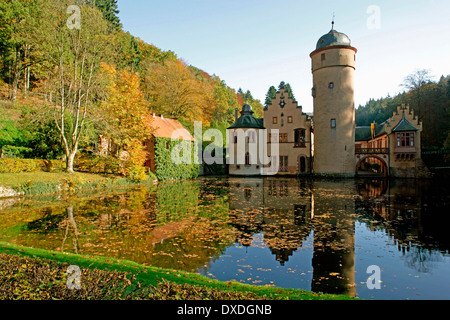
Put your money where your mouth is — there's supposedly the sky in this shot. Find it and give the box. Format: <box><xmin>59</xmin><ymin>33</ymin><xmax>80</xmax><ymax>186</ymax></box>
<box><xmin>117</xmin><ymin>0</ymin><xmax>450</xmax><ymax>113</ymax></box>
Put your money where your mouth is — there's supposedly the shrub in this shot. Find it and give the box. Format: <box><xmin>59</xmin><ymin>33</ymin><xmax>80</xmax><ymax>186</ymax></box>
<box><xmin>74</xmin><ymin>153</ymin><xmax>122</xmax><ymax>174</ymax></box>
<box><xmin>1</xmin><ymin>145</ymin><xmax>33</xmax><ymax>158</ymax></box>
<box><xmin>0</xmin><ymin>159</ymin><xmax>65</xmax><ymax>173</ymax></box>
<box><xmin>126</xmin><ymin>165</ymin><xmax>149</xmax><ymax>182</ymax></box>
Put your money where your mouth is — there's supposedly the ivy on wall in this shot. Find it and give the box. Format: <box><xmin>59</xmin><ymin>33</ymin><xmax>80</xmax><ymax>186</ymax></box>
<box><xmin>154</xmin><ymin>137</ymin><xmax>199</xmax><ymax>181</ymax></box>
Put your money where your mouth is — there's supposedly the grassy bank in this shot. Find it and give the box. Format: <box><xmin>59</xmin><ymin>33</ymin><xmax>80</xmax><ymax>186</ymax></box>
<box><xmin>0</xmin><ymin>242</ymin><xmax>355</xmax><ymax>300</ymax></box>
<box><xmin>0</xmin><ymin>171</ymin><xmax>155</xmax><ymax>198</ymax></box>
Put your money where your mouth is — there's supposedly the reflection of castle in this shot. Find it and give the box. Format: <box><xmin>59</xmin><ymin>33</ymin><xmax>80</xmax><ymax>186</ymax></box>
<box><xmin>228</xmin><ymin>177</ymin><xmax>357</xmax><ymax>297</ymax></box>
<box><xmin>355</xmin><ymin>179</ymin><xmax>450</xmax><ymax>254</ymax></box>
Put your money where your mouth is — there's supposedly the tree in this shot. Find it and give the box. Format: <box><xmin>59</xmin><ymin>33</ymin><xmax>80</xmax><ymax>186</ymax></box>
<box><xmin>402</xmin><ymin>69</ymin><xmax>434</xmax><ymax>110</ymax></box>
<box><xmin>145</xmin><ymin>59</ymin><xmax>214</xmax><ymax>126</ymax></box>
<box><xmin>0</xmin><ymin>0</ymin><xmax>42</xmax><ymax>102</ymax></box>
<box><xmin>39</xmin><ymin>0</ymin><xmax>110</xmax><ymax>173</ymax></box>
<box><xmin>100</xmin><ymin>63</ymin><xmax>153</xmax><ymax>177</ymax></box>
<box><xmin>88</xmin><ymin>0</ymin><xmax>122</xmax><ymax>30</ymax></box>
<box><xmin>265</xmin><ymin>86</ymin><xmax>277</xmax><ymax>108</ymax></box>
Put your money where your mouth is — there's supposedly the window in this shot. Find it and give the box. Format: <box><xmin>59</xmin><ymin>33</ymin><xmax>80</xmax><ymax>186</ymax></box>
<box><xmin>321</xmin><ymin>53</ymin><xmax>326</xmax><ymax>61</ymax></box>
<box><xmin>279</xmin><ymin>133</ymin><xmax>288</xmax><ymax>143</ymax></box>
<box><xmin>273</xmin><ymin>117</ymin><xmax>278</xmax><ymax>124</ymax></box>
<box><xmin>331</xmin><ymin>119</ymin><xmax>336</xmax><ymax>128</ymax></box>
<box><xmin>246</xmin><ymin>131</ymin><xmax>256</xmax><ymax>143</ymax></box>
<box><xmin>245</xmin><ymin>152</ymin><xmax>250</xmax><ymax>166</ymax></box>
<box><xmin>397</xmin><ymin>133</ymin><xmax>415</xmax><ymax>147</ymax></box>
<box><xmin>280</xmin><ymin>156</ymin><xmax>288</xmax><ymax>172</ymax></box>
<box><xmin>329</xmin><ymin>82</ymin><xmax>334</xmax><ymax>89</ymax></box>
<box><xmin>270</xmin><ymin>133</ymin><xmax>278</xmax><ymax>143</ymax></box>
<box><xmin>295</xmin><ymin>129</ymin><xmax>306</xmax><ymax>147</ymax></box>
<box><xmin>288</xmin><ymin>116</ymin><xmax>293</xmax><ymax>123</ymax></box>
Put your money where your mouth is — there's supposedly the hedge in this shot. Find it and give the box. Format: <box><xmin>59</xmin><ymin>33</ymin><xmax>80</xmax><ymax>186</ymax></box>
<box><xmin>154</xmin><ymin>137</ymin><xmax>199</xmax><ymax>181</ymax></box>
<box><xmin>0</xmin><ymin>159</ymin><xmax>65</xmax><ymax>173</ymax></box>
<box><xmin>74</xmin><ymin>153</ymin><xmax>122</xmax><ymax>174</ymax></box>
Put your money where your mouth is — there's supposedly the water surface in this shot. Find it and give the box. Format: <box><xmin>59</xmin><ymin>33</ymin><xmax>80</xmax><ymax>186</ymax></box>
<box><xmin>0</xmin><ymin>177</ymin><xmax>449</xmax><ymax>300</ymax></box>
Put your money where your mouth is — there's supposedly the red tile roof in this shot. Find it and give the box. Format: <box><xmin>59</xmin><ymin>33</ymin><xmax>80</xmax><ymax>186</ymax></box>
<box><xmin>150</xmin><ymin>115</ymin><xmax>194</xmax><ymax>141</ymax></box>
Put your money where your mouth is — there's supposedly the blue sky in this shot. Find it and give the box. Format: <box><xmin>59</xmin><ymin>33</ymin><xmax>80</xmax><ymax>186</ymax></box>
<box><xmin>117</xmin><ymin>0</ymin><xmax>450</xmax><ymax>113</ymax></box>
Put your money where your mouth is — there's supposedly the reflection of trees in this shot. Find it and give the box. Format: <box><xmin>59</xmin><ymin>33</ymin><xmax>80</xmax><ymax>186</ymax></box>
<box><xmin>356</xmin><ymin>178</ymin><xmax>450</xmax><ymax>273</ymax></box>
<box><xmin>401</xmin><ymin>246</ymin><xmax>444</xmax><ymax>273</ymax></box>
<box><xmin>61</xmin><ymin>205</ymin><xmax>79</xmax><ymax>254</ymax></box>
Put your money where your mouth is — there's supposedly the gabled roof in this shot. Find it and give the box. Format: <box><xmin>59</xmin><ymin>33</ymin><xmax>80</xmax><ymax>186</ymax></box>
<box><xmin>392</xmin><ymin>113</ymin><xmax>419</xmax><ymax>132</ymax></box>
<box><xmin>150</xmin><ymin>115</ymin><xmax>194</xmax><ymax>141</ymax></box>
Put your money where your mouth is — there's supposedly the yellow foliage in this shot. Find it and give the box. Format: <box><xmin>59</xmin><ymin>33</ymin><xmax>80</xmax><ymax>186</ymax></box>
<box><xmin>144</xmin><ymin>60</ymin><xmax>214</xmax><ymax>126</ymax></box>
<box><xmin>100</xmin><ymin>63</ymin><xmax>153</xmax><ymax>175</ymax></box>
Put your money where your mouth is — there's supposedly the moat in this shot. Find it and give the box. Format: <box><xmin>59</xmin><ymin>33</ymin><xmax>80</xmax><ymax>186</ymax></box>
<box><xmin>0</xmin><ymin>176</ymin><xmax>449</xmax><ymax>300</ymax></box>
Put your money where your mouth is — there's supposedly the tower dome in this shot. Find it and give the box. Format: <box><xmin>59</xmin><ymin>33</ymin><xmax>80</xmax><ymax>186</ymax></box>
<box><xmin>316</xmin><ymin>28</ymin><xmax>351</xmax><ymax>50</ymax></box>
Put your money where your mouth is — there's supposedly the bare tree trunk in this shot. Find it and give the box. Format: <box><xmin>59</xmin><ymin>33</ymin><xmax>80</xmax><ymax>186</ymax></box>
<box><xmin>66</xmin><ymin>150</ymin><xmax>77</xmax><ymax>174</ymax></box>
<box><xmin>11</xmin><ymin>49</ymin><xmax>20</xmax><ymax>103</ymax></box>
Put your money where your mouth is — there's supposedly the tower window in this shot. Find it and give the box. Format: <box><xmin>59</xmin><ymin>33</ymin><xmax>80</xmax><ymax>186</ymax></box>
<box><xmin>329</xmin><ymin>82</ymin><xmax>334</xmax><ymax>89</ymax></box>
<box><xmin>321</xmin><ymin>53</ymin><xmax>326</xmax><ymax>61</ymax></box>
<box><xmin>331</xmin><ymin>119</ymin><xmax>336</xmax><ymax>128</ymax></box>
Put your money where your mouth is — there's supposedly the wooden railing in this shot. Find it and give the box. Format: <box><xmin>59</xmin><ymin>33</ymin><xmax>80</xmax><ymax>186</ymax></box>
<box><xmin>356</xmin><ymin>148</ymin><xmax>389</xmax><ymax>155</ymax></box>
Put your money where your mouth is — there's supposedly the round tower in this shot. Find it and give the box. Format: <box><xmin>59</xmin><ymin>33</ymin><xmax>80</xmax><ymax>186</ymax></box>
<box><xmin>310</xmin><ymin>23</ymin><xmax>357</xmax><ymax>177</ymax></box>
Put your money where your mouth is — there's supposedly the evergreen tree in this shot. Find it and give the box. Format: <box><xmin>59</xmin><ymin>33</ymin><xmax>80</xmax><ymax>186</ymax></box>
<box><xmin>89</xmin><ymin>0</ymin><xmax>122</xmax><ymax>30</ymax></box>
<box><xmin>264</xmin><ymin>86</ymin><xmax>277</xmax><ymax>108</ymax></box>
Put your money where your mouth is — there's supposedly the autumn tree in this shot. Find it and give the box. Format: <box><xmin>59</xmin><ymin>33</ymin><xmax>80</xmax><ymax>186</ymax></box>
<box><xmin>211</xmin><ymin>76</ymin><xmax>239</xmax><ymax>125</ymax></box>
<box><xmin>38</xmin><ymin>0</ymin><xmax>110</xmax><ymax>173</ymax></box>
<box><xmin>145</xmin><ymin>60</ymin><xmax>214</xmax><ymax>126</ymax></box>
<box><xmin>100</xmin><ymin>63</ymin><xmax>153</xmax><ymax>180</ymax></box>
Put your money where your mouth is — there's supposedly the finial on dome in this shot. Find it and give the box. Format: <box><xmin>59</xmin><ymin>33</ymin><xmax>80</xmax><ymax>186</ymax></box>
<box><xmin>331</xmin><ymin>12</ymin><xmax>335</xmax><ymax>30</ymax></box>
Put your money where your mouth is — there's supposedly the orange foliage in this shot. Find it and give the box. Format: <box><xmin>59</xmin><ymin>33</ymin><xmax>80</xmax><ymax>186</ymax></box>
<box><xmin>100</xmin><ymin>63</ymin><xmax>153</xmax><ymax>169</ymax></box>
<box><xmin>144</xmin><ymin>60</ymin><xmax>214</xmax><ymax>126</ymax></box>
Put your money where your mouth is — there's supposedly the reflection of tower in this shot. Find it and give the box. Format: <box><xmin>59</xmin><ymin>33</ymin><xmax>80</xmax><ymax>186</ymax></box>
<box><xmin>228</xmin><ymin>178</ymin><xmax>264</xmax><ymax>246</ymax></box>
<box><xmin>311</xmin><ymin>180</ymin><xmax>356</xmax><ymax>297</ymax></box>
<box><xmin>310</xmin><ymin>22</ymin><xmax>357</xmax><ymax>177</ymax></box>
<box><xmin>263</xmin><ymin>178</ymin><xmax>313</xmax><ymax>265</ymax></box>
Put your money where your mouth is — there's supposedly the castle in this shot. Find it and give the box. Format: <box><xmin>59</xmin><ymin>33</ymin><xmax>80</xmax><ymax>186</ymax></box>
<box><xmin>227</xmin><ymin>24</ymin><xmax>430</xmax><ymax>179</ymax></box>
